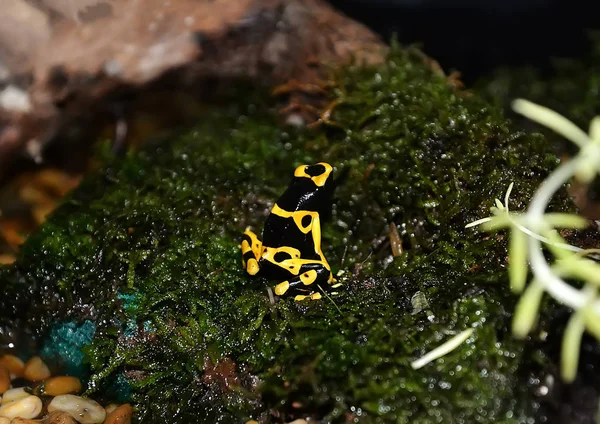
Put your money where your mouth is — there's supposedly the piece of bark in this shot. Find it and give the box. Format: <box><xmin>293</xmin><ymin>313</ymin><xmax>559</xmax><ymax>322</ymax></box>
<box><xmin>0</xmin><ymin>0</ymin><xmax>388</xmax><ymax>181</ymax></box>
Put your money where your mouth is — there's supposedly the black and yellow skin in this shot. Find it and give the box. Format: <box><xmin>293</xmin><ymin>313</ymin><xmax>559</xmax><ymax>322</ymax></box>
<box><xmin>241</xmin><ymin>162</ymin><xmax>339</xmax><ymax>301</ymax></box>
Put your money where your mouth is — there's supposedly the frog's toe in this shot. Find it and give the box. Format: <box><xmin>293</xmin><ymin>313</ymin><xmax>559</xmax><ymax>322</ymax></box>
<box><xmin>274</xmin><ymin>280</ymin><xmax>289</xmax><ymax>296</ymax></box>
<box><xmin>293</xmin><ymin>294</ymin><xmax>308</xmax><ymax>301</ymax></box>
<box><xmin>246</xmin><ymin>258</ymin><xmax>260</xmax><ymax>275</ymax></box>
<box><xmin>293</xmin><ymin>292</ymin><xmax>322</xmax><ymax>301</ymax></box>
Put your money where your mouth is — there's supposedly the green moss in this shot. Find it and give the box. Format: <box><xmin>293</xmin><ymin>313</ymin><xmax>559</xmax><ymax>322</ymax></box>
<box><xmin>0</xmin><ymin>44</ymin><xmax>571</xmax><ymax>422</ymax></box>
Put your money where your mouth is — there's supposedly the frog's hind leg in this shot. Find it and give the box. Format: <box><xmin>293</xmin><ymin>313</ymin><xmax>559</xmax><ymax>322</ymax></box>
<box><xmin>274</xmin><ymin>263</ymin><xmax>333</xmax><ymax>301</ymax></box>
<box><xmin>242</xmin><ymin>228</ymin><xmax>262</xmax><ymax>275</ymax></box>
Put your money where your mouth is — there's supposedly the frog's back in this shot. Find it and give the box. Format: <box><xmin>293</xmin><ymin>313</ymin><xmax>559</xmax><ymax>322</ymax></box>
<box><xmin>262</xmin><ymin>213</ymin><xmax>318</xmax><ymax>259</ymax></box>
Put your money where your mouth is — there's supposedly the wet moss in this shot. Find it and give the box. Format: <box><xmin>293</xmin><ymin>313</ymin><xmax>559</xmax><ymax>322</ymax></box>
<box><xmin>0</xmin><ymin>44</ymin><xmax>573</xmax><ymax>422</ymax></box>
<box><xmin>474</xmin><ymin>35</ymin><xmax>600</xmax><ymax>423</ymax></box>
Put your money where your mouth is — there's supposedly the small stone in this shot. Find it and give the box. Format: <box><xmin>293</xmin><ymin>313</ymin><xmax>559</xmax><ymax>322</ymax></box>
<box><xmin>39</xmin><ymin>377</ymin><xmax>82</xmax><ymax>397</ymax></box>
<box><xmin>42</xmin><ymin>411</ymin><xmax>78</xmax><ymax>424</ymax></box>
<box><xmin>103</xmin><ymin>404</ymin><xmax>133</xmax><ymax>424</ymax></box>
<box><xmin>48</xmin><ymin>395</ymin><xmax>106</xmax><ymax>424</ymax></box>
<box><xmin>104</xmin><ymin>404</ymin><xmax>119</xmax><ymax>415</ymax></box>
<box><xmin>0</xmin><ymin>356</ymin><xmax>24</xmax><ymax>379</ymax></box>
<box><xmin>0</xmin><ymin>388</ymin><xmax>28</xmax><ymax>406</ymax></box>
<box><xmin>23</xmin><ymin>358</ymin><xmax>50</xmax><ymax>382</ymax></box>
<box><xmin>6</xmin><ymin>418</ymin><xmax>38</xmax><ymax>424</ymax></box>
<box><xmin>8</xmin><ymin>411</ymin><xmax>78</xmax><ymax>424</ymax></box>
<box><xmin>0</xmin><ymin>395</ymin><xmax>42</xmax><ymax>419</ymax></box>
<box><xmin>0</xmin><ymin>367</ymin><xmax>10</xmax><ymax>394</ymax></box>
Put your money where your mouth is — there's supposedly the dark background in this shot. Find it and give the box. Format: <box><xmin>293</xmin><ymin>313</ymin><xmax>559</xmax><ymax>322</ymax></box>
<box><xmin>328</xmin><ymin>0</ymin><xmax>600</xmax><ymax>84</ymax></box>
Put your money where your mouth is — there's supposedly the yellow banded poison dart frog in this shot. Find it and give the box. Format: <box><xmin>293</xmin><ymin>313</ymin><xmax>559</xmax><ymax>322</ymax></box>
<box><xmin>241</xmin><ymin>162</ymin><xmax>341</xmax><ymax>301</ymax></box>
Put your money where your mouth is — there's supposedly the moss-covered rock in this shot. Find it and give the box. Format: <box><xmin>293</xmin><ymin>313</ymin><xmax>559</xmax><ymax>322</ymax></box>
<box><xmin>0</xmin><ymin>45</ymin><xmax>573</xmax><ymax>422</ymax></box>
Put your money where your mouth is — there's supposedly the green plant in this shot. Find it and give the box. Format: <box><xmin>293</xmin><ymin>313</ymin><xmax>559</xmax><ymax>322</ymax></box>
<box><xmin>467</xmin><ymin>99</ymin><xmax>600</xmax><ymax>382</ymax></box>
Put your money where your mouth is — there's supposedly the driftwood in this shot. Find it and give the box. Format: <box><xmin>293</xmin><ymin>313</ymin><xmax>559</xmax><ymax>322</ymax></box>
<box><xmin>0</xmin><ymin>0</ymin><xmax>387</xmax><ymax>180</ymax></box>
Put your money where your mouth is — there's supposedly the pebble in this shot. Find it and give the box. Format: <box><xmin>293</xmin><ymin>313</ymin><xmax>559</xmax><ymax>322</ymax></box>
<box><xmin>0</xmin><ymin>367</ymin><xmax>9</xmax><ymax>395</ymax></box>
<box><xmin>23</xmin><ymin>358</ymin><xmax>51</xmax><ymax>382</ymax></box>
<box><xmin>9</xmin><ymin>411</ymin><xmax>77</xmax><ymax>424</ymax></box>
<box><xmin>0</xmin><ymin>356</ymin><xmax>24</xmax><ymax>380</ymax></box>
<box><xmin>43</xmin><ymin>411</ymin><xmax>78</xmax><ymax>424</ymax></box>
<box><xmin>104</xmin><ymin>404</ymin><xmax>119</xmax><ymax>415</ymax></box>
<box><xmin>0</xmin><ymin>354</ymin><xmax>131</xmax><ymax>423</ymax></box>
<box><xmin>39</xmin><ymin>377</ymin><xmax>82</xmax><ymax>397</ymax></box>
<box><xmin>48</xmin><ymin>395</ymin><xmax>106</xmax><ymax>424</ymax></box>
<box><xmin>104</xmin><ymin>403</ymin><xmax>133</xmax><ymax>424</ymax></box>
<box><xmin>7</xmin><ymin>419</ymin><xmax>38</xmax><ymax>424</ymax></box>
<box><xmin>1</xmin><ymin>388</ymin><xmax>29</xmax><ymax>406</ymax></box>
<box><xmin>0</xmin><ymin>395</ymin><xmax>42</xmax><ymax>419</ymax></box>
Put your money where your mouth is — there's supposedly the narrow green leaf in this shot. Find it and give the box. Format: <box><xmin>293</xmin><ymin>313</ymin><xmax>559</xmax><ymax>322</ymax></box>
<box><xmin>583</xmin><ymin>306</ymin><xmax>600</xmax><ymax>341</ymax></box>
<box><xmin>509</xmin><ymin>227</ymin><xmax>528</xmax><ymax>293</ymax></box>
<box><xmin>512</xmin><ymin>279</ymin><xmax>544</xmax><ymax>338</ymax></box>
<box><xmin>589</xmin><ymin>116</ymin><xmax>600</xmax><ymax>142</ymax></box>
<box><xmin>555</xmin><ymin>257</ymin><xmax>600</xmax><ymax>287</ymax></box>
<box><xmin>561</xmin><ymin>310</ymin><xmax>585</xmax><ymax>383</ymax></box>
<box><xmin>465</xmin><ymin>216</ymin><xmax>493</xmax><ymax>228</ymax></box>
<box><xmin>504</xmin><ymin>182</ymin><xmax>514</xmax><ymax>211</ymax></box>
<box><xmin>575</xmin><ymin>155</ymin><xmax>599</xmax><ymax>184</ymax></box>
<box><xmin>410</xmin><ymin>328</ymin><xmax>475</xmax><ymax>370</ymax></box>
<box><xmin>544</xmin><ymin>213</ymin><xmax>589</xmax><ymax>229</ymax></box>
<box><xmin>512</xmin><ymin>99</ymin><xmax>590</xmax><ymax>148</ymax></box>
<box><xmin>480</xmin><ymin>215</ymin><xmax>512</xmax><ymax>231</ymax></box>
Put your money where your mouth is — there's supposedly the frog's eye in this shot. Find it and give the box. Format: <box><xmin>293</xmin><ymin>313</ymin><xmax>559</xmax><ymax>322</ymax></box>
<box><xmin>305</xmin><ymin>164</ymin><xmax>326</xmax><ymax>177</ymax></box>
<box><xmin>294</xmin><ymin>162</ymin><xmax>333</xmax><ymax>186</ymax></box>
<box><xmin>274</xmin><ymin>251</ymin><xmax>292</xmax><ymax>262</ymax></box>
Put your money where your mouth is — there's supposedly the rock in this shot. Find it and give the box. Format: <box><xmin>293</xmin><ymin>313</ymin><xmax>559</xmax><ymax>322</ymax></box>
<box><xmin>0</xmin><ymin>0</ymin><xmax>386</xmax><ymax>181</ymax></box>
<box><xmin>6</xmin><ymin>418</ymin><xmax>39</xmax><ymax>424</ymax></box>
<box><xmin>47</xmin><ymin>395</ymin><xmax>105</xmax><ymax>424</ymax></box>
<box><xmin>42</xmin><ymin>411</ymin><xmax>77</xmax><ymax>424</ymax></box>
<box><xmin>0</xmin><ymin>395</ymin><xmax>42</xmax><ymax>419</ymax></box>
<box><xmin>0</xmin><ymin>34</ymin><xmax>593</xmax><ymax>423</ymax></box>
<box><xmin>0</xmin><ymin>367</ymin><xmax>9</xmax><ymax>395</ymax></box>
<box><xmin>103</xmin><ymin>404</ymin><xmax>133</xmax><ymax>424</ymax></box>
<box><xmin>22</xmin><ymin>358</ymin><xmax>50</xmax><ymax>382</ymax></box>
<box><xmin>37</xmin><ymin>377</ymin><xmax>81</xmax><ymax>397</ymax></box>
<box><xmin>0</xmin><ymin>388</ymin><xmax>28</xmax><ymax>406</ymax></box>
<box><xmin>0</xmin><ymin>356</ymin><xmax>24</xmax><ymax>380</ymax></box>
<box><xmin>103</xmin><ymin>404</ymin><xmax>118</xmax><ymax>415</ymax></box>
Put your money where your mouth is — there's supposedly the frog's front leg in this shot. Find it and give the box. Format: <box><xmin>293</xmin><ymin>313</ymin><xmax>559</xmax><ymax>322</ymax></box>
<box><xmin>241</xmin><ymin>228</ymin><xmax>262</xmax><ymax>275</ymax></box>
<box><xmin>274</xmin><ymin>262</ymin><xmax>334</xmax><ymax>301</ymax></box>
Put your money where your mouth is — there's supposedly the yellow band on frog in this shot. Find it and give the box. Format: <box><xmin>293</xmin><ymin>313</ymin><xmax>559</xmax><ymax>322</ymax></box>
<box><xmin>270</xmin><ymin>204</ymin><xmax>317</xmax><ymax>235</ymax></box>
<box><xmin>293</xmin><ymin>162</ymin><xmax>332</xmax><ymax>187</ymax></box>
<box><xmin>300</xmin><ymin>270</ymin><xmax>318</xmax><ymax>285</ymax></box>
<box><xmin>275</xmin><ymin>280</ymin><xmax>289</xmax><ymax>296</ymax></box>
